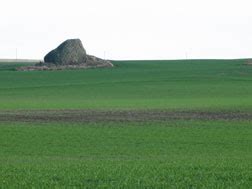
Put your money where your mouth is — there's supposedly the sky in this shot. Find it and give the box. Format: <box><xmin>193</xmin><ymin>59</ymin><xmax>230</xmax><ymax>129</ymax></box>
<box><xmin>0</xmin><ymin>0</ymin><xmax>252</xmax><ymax>60</ymax></box>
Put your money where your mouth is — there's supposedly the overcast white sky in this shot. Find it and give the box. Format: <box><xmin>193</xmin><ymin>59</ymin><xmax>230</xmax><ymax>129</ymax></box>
<box><xmin>0</xmin><ymin>0</ymin><xmax>252</xmax><ymax>60</ymax></box>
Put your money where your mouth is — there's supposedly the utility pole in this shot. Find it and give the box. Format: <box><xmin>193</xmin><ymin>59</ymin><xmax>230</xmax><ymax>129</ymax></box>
<box><xmin>15</xmin><ymin>48</ymin><xmax>18</xmax><ymax>61</ymax></box>
<box><xmin>104</xmin><ymin>51</ymin><xmax>106</xmax><ymax>60</ymax></box>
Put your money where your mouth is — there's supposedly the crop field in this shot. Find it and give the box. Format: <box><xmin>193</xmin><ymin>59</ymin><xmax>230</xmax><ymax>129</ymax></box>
<box><xmin>0</xmin><ymin>60</ymin><xmax>252</xmax><ymax>188</ymax></box>
<box><xmin>0</xmin><ymin>59</ymin><xmax>252</xmax><ymax>110</ymax></box>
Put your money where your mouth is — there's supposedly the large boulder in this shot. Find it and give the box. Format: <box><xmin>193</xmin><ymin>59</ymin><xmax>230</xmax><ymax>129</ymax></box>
<box><xmin>44</xmin><ymin>39</ymin><xmax>87</xmax><ymax>65</ymax></box>
<box><xmin>16</xmin><ymin>39</ymin><xmax>114</xmax><ymax>71</ymax></box>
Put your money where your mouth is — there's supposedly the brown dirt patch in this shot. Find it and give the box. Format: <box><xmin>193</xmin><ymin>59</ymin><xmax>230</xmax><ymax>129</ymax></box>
<box><xmin>0</xmin><ymin>110</ymin><xmax>252</xmax><ymax>123</ymax></box>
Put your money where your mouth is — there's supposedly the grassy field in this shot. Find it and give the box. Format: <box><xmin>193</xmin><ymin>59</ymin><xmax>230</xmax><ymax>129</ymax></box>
<box><xmin>0</xmin><ymin>121</ymin><xmax>251</xmax><ymax>188</ymax></box>
<box><xmin>1</xmin><ymin>59</ymin><xmax>252</xmax><ymax>110</ymax></box>
<box><xmin>0</xmin><ymin>60</ymin><xmax>252</xmax><ymax>188</ymax></box>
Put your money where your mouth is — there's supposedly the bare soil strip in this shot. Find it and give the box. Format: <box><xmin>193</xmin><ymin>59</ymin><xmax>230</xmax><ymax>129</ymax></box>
<box><xmin>1</xmin><ymin>110</ymin><xmax>252</xmax><ymax>123</ymax></box>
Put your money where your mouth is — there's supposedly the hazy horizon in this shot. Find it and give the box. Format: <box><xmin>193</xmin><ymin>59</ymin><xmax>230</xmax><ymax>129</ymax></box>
<box><xmin>1</xmin><ymin>0</ymin><xmax>251</xmax><ymax>60</ymax></box>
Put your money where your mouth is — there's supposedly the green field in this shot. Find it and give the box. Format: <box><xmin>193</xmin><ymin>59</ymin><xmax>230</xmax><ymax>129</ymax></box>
<box><xmin>0</xmin><ymin>60</ymin><xmax>252</xmax><ymax>188</ymax></box>
<box><xmin>1</xmin><ymin>59</ymin><xmax>252</xmax><ymax>110</ymax></box>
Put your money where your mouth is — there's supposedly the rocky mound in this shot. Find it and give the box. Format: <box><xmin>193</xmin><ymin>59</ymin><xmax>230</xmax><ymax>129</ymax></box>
<box><xmin>44</xmin><ymin>39</ymin><xmax>87</xmax><ymax>65</ymax></box>
<box><xmin>17</xmin><ymin>39</ymin><xmax>113</xmax><ymax>71</ymax></box>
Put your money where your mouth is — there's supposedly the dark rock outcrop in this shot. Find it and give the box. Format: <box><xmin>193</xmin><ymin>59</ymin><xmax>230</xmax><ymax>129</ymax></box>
<box><xmin>17</xmin><ymin>39</ymin><xmax>114</xmax><ymax>71</ymax></box>
<box><xmin>44</xmin><ymin>39</ymin><xmax>87</xmax><ymax>65</ymax></box>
